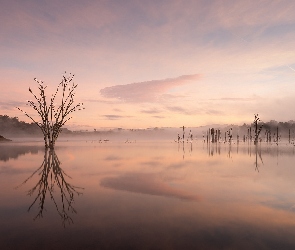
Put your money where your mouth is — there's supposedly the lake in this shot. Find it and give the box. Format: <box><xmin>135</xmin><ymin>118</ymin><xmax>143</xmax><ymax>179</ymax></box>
<box><xmin>1</xmin><ymin>140</ymin><xmax>295</xmax><ymax>249</ymax></box>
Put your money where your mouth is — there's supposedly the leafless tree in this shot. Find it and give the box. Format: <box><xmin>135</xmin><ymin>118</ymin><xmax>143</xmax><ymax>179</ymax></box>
<box><xmin>17</xmin><ymin>73</ymin><xmax>84</xmax><ymax>149</ymax></box>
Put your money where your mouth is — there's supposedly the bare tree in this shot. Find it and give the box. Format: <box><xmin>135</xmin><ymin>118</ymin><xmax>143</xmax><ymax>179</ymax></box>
<box><xmin>17</xmin><ymin>73</ymin><xmax>84</xmax><ymax>149</ymax></box>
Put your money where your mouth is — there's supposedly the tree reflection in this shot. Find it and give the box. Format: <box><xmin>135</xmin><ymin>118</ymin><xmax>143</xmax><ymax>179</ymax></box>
<box><xmin>254</xmin><ymin>145</ymin><xmax>264</xmax><ymax>172</ymax></box>
<box><xmin>16</xmin><ymin>149</ymin><xmax>83</xmax><ymax>226</ymax></box>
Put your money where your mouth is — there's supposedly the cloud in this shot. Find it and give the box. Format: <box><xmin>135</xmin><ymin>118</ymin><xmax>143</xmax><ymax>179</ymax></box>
<box><xmin>205</xmin><ymin>109</ymin><xmax>224</xmax><ymax>115</ymax></box>
<box><xmin>100</xmin><ymin>173</ymin><xmax>201</xmax><ymax>201</ymax></box>
<box><xmin>215</xmin><ymin>0</ymin><xmax>295</xmax><ymax>30</ymax></box>
<box><xmin>85</xmin><ymin>99</ymin><xmax>120</xmax><ymax>105</ymax></box>
<box><xmin>112</xmin><ymin>108</ymin><xmax>123</xmax><ymax>112</ymax></box>
<box><xmin>152</xmin><ymin>115</ymin><xmax>165</xmax><ymax>119</ymax></box>
<box><xmin>140</xmin><ymin>109</ymin><xmax>166</xmax><ymax>118</ymax></box>
<box><xmin>2</xmin><ymin>0</ymin><xmax>295</xmax><ymax>128</ymax></box>
<box><xmin>0</xmin><ymin>101</ymin><xmax>26</xmax><ymax>110</ymax></box>
<box><xmin>0</xmin><ymin>0</ymin><xmax>118</xmax><ymax>47</ymax></box>
<box><xmin>100</xmin><ymin>74</ymin><xmax>202</xmax><ymax>103</ymax></box>
<box><xmin>102</xmin><ymin>115</ymin><xmax>132</xmax><ymax>120</ymax></box>
<box><xmin>209</xmin><ymin>97</ymin><xmax>257</xmax><ymax>101</ymax></box>
<box><xmin>140</xmin><ymin>108</ymin><xmax>162</xmax><ymax>114</ymax></box>
<box><xmin>166</xmin><ymin>106</ymin><xmax>191</xmax><ymax>115</ymax></box>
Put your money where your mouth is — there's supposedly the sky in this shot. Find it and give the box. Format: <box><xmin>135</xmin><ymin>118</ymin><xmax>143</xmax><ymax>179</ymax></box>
<box><xmin>1</xmin><ymin>0</ymin><xmax>295</xmax><ymax>130</ymax></box>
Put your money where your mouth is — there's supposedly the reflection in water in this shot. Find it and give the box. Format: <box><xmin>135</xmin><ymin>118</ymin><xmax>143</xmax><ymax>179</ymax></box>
<box><xmin>254</xmin><ymin>145</ymin><xmax>264</xmax><ymax>172</ymax></box>
<box><xmin>177</xmin><ymin>141</ymin><xmax>194</xmax><ymax>160</ymax></box>
<box><xmin>16</xmin><ymin>149</ymin><xmax>83</xmax><ymax>226</ymax></box>
<box><xmin>0</xmin><ymin>145</ymin><xmax>42</xmax><ymax>162</ymax></box>
<box><xmin>202</xmin><ymin>141</ymin><xmax>295</xmax><ymax>158</ymax></box>
<box><xmin>101</xmin><ymin>172</ymin><xmax>201</xmax><ymax>201</ymax></box>
<box><xmin>2</xmin><ymin>141</ymin><xmax>295</xmax><ymax>249</ymax></box>
<box><xmin>178</xmin><ymin>141</ymin><xmax>294</xmax><ymax>173</ymax></box>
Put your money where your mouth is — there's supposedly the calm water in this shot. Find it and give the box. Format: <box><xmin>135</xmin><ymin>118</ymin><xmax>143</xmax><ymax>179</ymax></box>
<box><xmin>1</xmin><ymin>140</ymin><xmax>295</xmax><ymax>249</ymax></box>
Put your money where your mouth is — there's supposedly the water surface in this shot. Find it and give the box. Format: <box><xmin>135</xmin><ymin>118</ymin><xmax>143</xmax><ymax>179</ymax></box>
<box><xmin>1</xmin><ymin>141</ymin><xmax>295</xmax><ymax>249</ymax></box>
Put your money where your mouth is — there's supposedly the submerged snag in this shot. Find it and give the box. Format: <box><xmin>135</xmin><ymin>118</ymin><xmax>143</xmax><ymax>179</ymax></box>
<box><xmin>17</xmin><ymin>73</ymin><xmax>84</xmax><ymax>149</ymax></box>
<box><xmin>253</xmin><ymin>114</ymin><xmax>263</xmax><ymax>145</ymax></box>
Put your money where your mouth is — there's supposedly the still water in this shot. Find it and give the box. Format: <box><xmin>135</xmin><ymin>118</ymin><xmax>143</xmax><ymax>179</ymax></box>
<box><xmin>1</xmin><ymin>140</ymin><xmax>295</xmax><ymax>249</ymax></box>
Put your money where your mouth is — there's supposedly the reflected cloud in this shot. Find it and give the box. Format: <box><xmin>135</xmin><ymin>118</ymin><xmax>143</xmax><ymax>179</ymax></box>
<box><xmin>104</xmin><ymin>155</ymin><xmax>124</xmax><ymax>161</ymax></box>
<box><xmin>100</xmin><ymin>173</ymin><xmax>201</xmax><ymax>201</ymax></box>
<box><xmin>140</xmin><ymin>160</ymin><xmax>162</xmax><ymax>167</ymax></box>
<box><xmin>0</xmin><ymin>165</ymin><xmax>34</xmax><ymax>175</ymax></box>
<box><xmin>260</xmin><ymin>199</ymin><xmax>295</xmax><ymax>212</ymax></box>
<box><xmin>16</xmin><ymin>149</ymin><xmax>83</xmax><ymax>227</ymax></box>
<box><xmin>168</xmin><ymin>162</ymin><xmax>188</xmax><ymax>169</ymax></box>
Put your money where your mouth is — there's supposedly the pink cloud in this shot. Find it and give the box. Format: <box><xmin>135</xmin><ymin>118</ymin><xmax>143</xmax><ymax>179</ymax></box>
<box><xmin>0</xmin><ymin>101</ymin><xmax>25</xmax><ymax>110</ymax></box>
<box><xmin>100</xmin><ymin>74</ymin><xmax>202</xmax><ymax>103</ymax></box>
<box><xmin>0</xmin><ymin>1</ymin><xmax>117</xmax><ymax>34</ymax></box>
<box><xmin>209</xmin><ymin>97</ymin><xmax>256</xmax><ymax>101</ymax></box>
<box><xmin>215</xmin><ymin>0</ymin><xmax>295</xmax><ymax>29</ymax></box>
<box><xmin>102</xmin><ymin>115</ymin><xmax>132</xmax><ymax>120</ymax></box>
<box><xmin>140</xmin><ymin>108</ymin><xmax>162</xmax><ymax>114</ymax></box>
<box><xmin>166</xmin><ymin>106</ymin><xmax>191</xmax><ymax>115</ymax></box>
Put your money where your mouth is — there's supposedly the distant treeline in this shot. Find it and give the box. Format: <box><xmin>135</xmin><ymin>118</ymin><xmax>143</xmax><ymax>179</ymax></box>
<box><xmin>0</xmin><ymin>115</ymin><xmax>72</xmax><ymax>137</ymax></box>
<box><xmin>1</xmin><ymin>114</ymin><xmax>295</xmax><ymax>140</ymax></box>
<box><xmin>0</xmin><ymin>115</ymin><xmax>40</xmax><ymax>136</ymax></box>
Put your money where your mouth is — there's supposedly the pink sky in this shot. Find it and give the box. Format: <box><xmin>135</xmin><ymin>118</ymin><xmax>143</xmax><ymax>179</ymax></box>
<box><xmin>1</xmin><ymin>0</ymin><xmax>295</xmax><ymax>130</ymax></box>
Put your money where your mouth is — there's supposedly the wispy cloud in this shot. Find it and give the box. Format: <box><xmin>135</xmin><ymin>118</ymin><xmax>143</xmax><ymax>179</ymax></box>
<box><xmin>166</xmin><ymin>106</ymin><xmax>191</xmax><ymax>115</ymax></box>
<box><xmin>0</xmin><ymin>101</ymin><xmax>26</xmax><ymax>110</ymax></box>
<box><xmin>209</xmin><ymin>97</ymin><xmax>257</xmax><ymax>101</ymax></box>
<box><xmin>140</xmin><ymin>108</ymin><xmax>162</xmax><ymax>114</ymax></box>
<box><xmin>100</xmin><ymin>173</ymin><xmax>201</xmax><ymax>201</ymax></box>
<box><xmin>85</xmin><ymin>99</ymin><xmax>121</xmax><ymax>105</ymax></box>
<box><xmin>102</xmin><ymin>115</ymin><xmax>132</xmax><ymax>120</ymax></box>
<box><xmin>215</xmin><ymin>0</ymin><xmax>295</xmax><ymax>30</ymax></box>
<box><xmin>152</xmin><ymin>115</ymin><xmax>165</xmax><ymax>119</ymax></box>
<box><xmin>100</xmin><ymin>74</ymin><xmax>202</xmax><ymax>103</ymax></box>
<box><xmin>2</xmin><ymin>1</ymin><xmax>295</xmax><ymax>128</ymax></box>
<box><xmin>205</xmin><ymin>109</ymin><xmax>224</xmax><ymax>115</ymax></box>
<box><xmin>112</xmin><ymin>108</ymin><xmax>123</xmax><ymax>112</ymax></box>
